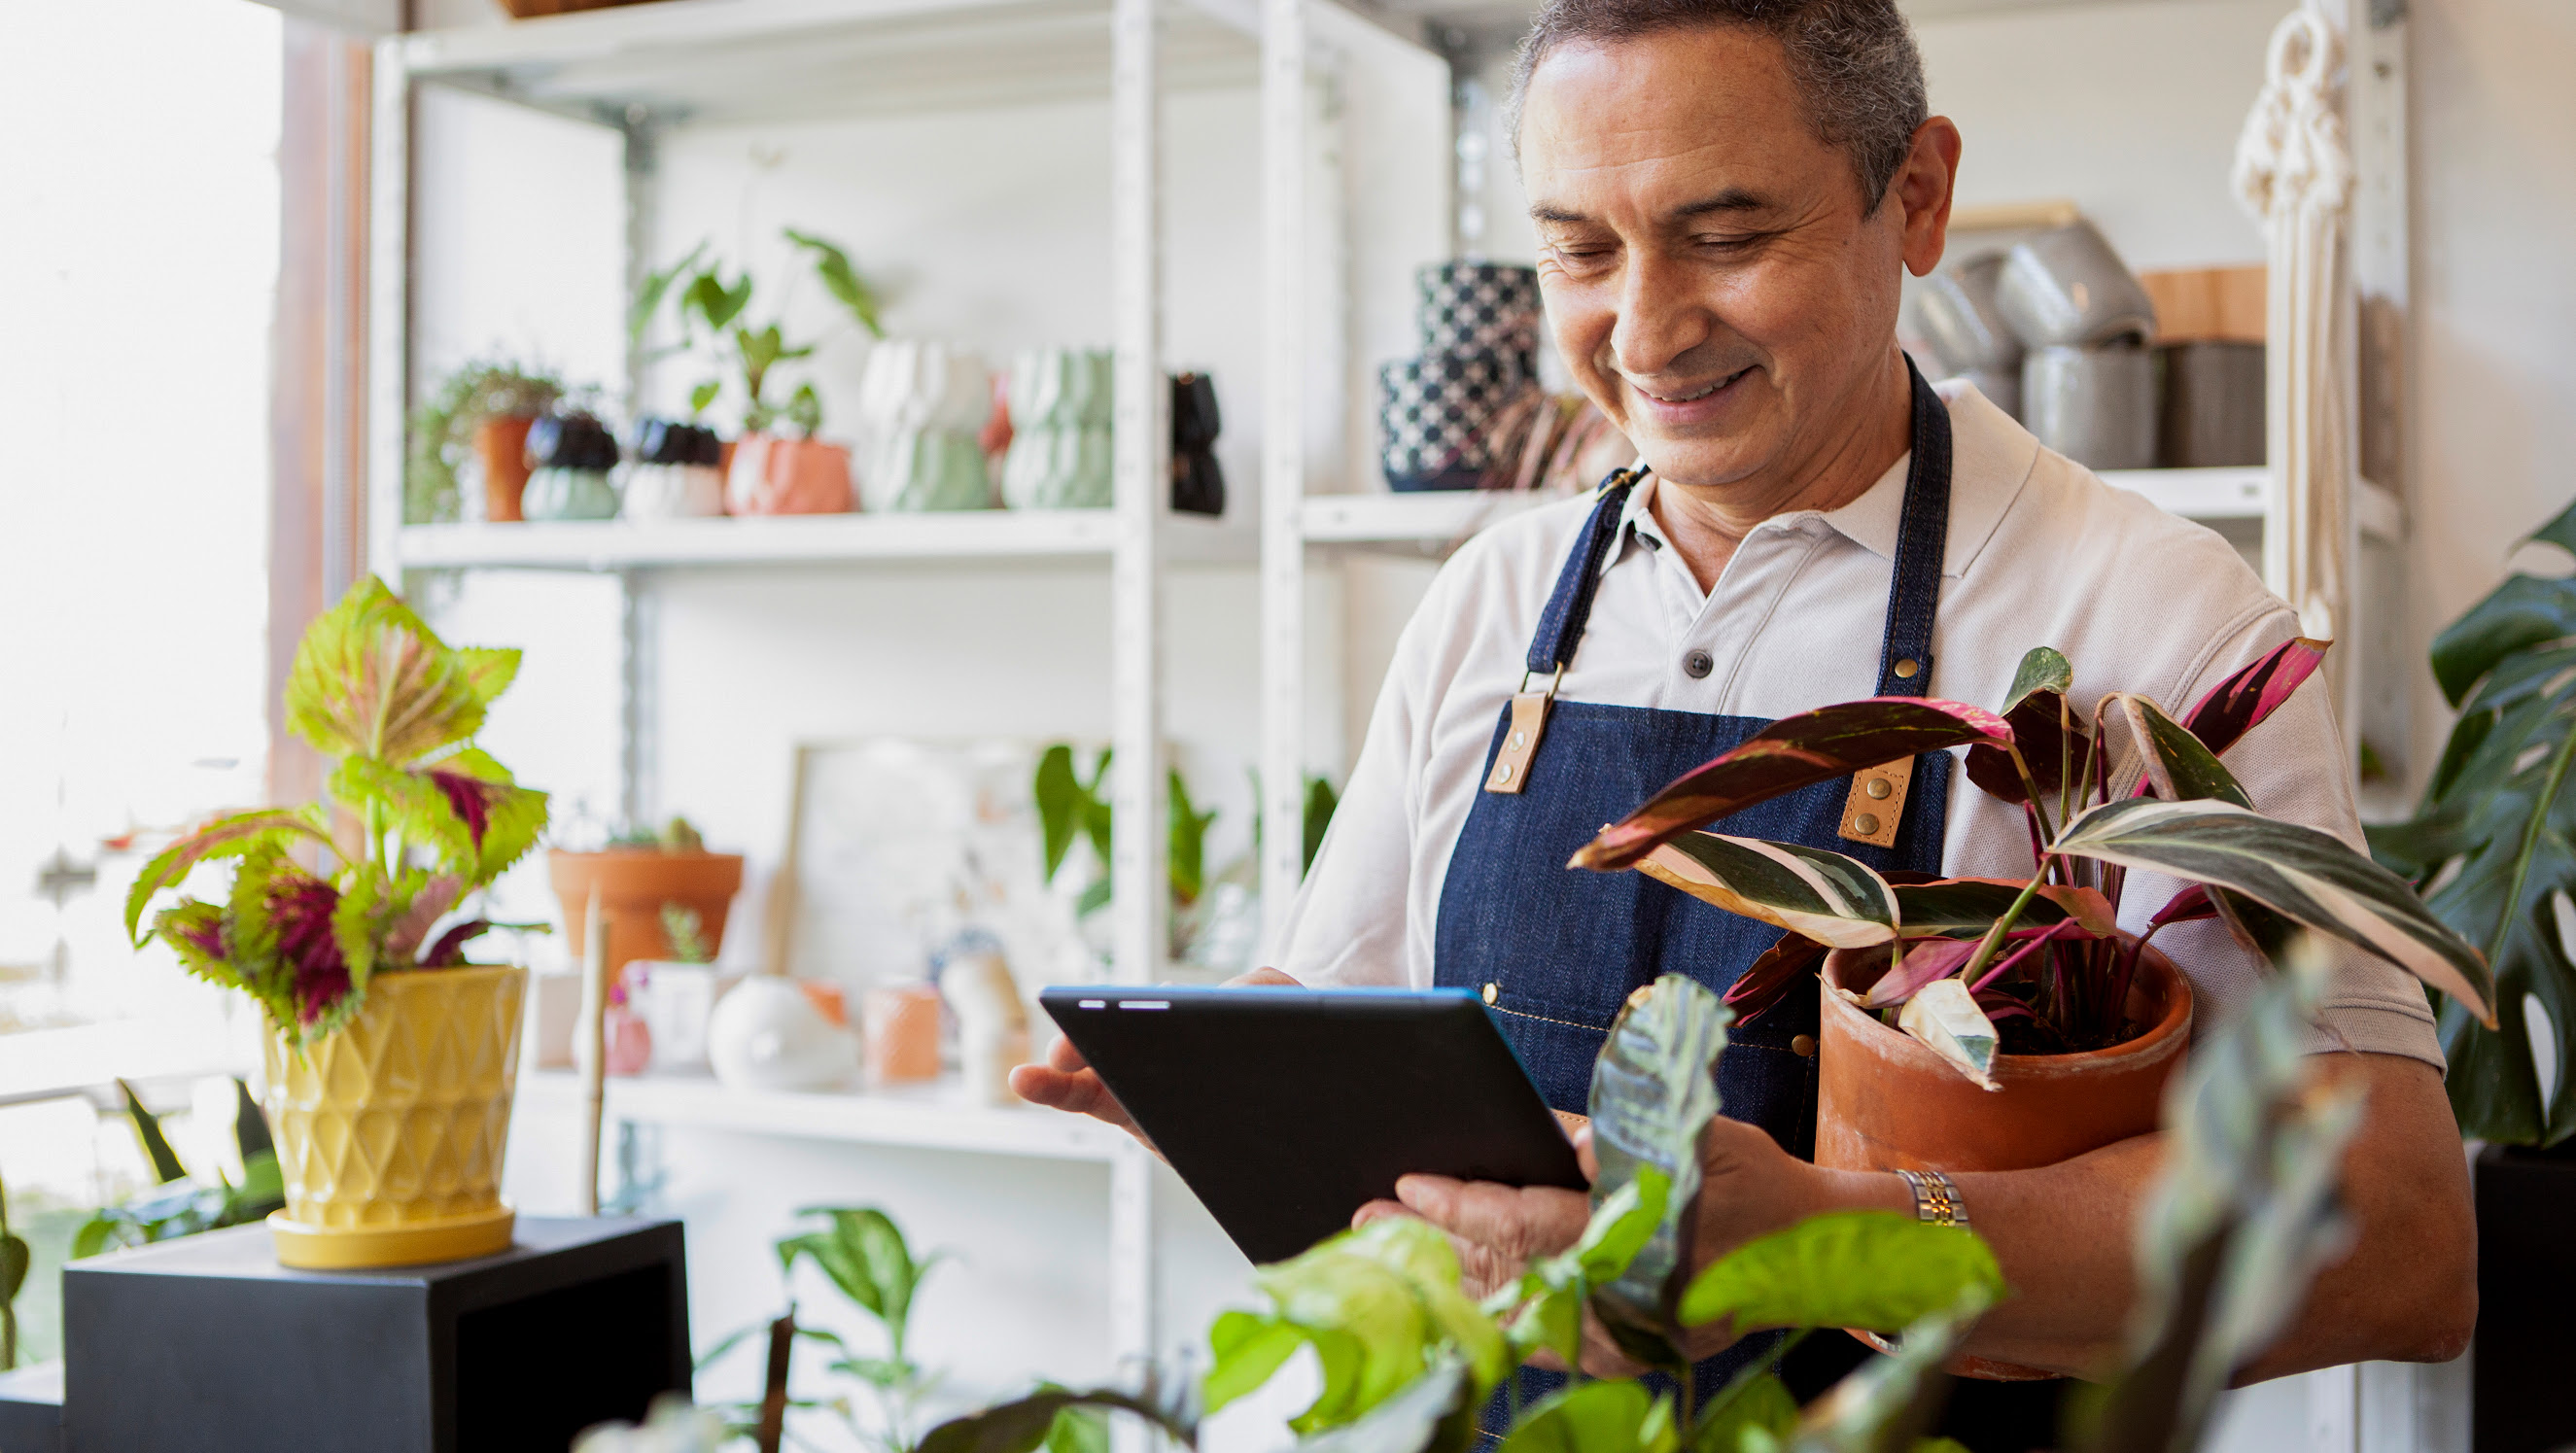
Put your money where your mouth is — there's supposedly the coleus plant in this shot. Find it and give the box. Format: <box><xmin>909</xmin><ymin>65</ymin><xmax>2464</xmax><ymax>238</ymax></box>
<box><xmin>1566</xmin><ymin>639</ymin><xmax>2498</xmax><ymax>1088</ymax></box>
<box><xmin>122</xmin><ymin>577</ymin><xmax>549</xmax><ymax>1044</ymax></box>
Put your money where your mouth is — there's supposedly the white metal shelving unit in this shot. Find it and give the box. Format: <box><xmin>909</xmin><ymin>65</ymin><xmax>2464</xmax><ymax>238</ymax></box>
<box><xmin>360</xmin><ymin>0</ymin><xmax>1295</xmax><ymax>1386</ymax></box>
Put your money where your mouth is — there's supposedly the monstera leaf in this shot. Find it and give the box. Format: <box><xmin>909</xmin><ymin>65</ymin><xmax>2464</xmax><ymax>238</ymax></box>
<box><xmin>1572</xmin><ymin>700</ymin><xmax>2012</xmax><ymax>873</ymax></box>
<box><xmin>2366</xmin><ymin>504</ymin><xmax>2576</xmax><ymax>1145</ymax></box>
<box><xmin>2054</xmin><ymin>797</ymin><xmax>2495</xmax><ymax>1025</ymax></box>
<box><xmin>1586</xmin><ymin>974</ymin><xmax>1732</xmax><ymax>1367</ymax></box>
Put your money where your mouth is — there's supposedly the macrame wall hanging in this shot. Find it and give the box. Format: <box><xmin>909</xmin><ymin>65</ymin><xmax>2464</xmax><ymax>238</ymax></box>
<box><xmin>2233</xmin><ymin>0</ymin><xmax>2356</xmax><ymax>651</ymax></box>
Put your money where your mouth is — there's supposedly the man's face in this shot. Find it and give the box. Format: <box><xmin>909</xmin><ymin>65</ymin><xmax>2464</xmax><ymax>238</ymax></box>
<box><xmin>1519</xmin><ymin>27</ymin><xmax>1916</xmax><ymax>492</ymax></box>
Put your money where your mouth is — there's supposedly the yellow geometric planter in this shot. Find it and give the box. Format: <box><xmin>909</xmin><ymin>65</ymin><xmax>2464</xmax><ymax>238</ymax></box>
<box><xmin>261</xmin><ymin>964</ymin><xmax>528</xmax><ymax>1270</ymax></box>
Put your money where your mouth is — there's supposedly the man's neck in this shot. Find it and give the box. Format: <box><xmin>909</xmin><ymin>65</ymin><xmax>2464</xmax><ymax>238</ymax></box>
<box><xmin>1649</xmin><ymin>351</ymin><xmax>1916</xmax><ymax>594</ymax></box>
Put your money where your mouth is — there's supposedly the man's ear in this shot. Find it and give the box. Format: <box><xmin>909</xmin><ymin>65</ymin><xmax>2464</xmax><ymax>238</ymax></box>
<box><xmin>1893</xmin><ymin>117</ymin><xmax>1964</xmax><ymax>279</ymax></box>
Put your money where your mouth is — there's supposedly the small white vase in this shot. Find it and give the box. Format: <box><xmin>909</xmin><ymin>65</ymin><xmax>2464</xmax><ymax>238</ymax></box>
<box><xmin>708</xmin><ymin>976</ymin><xmax>856</xmax><ymax>1091</ymax></box>
<box><xmin>622</xmin><ymin>463</ymin><xmax>726</xmax><ymax>520</ymax></box>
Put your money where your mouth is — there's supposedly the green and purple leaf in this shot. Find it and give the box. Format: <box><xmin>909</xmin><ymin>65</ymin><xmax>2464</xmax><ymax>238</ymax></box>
<box><xmin>124</xmin><ymin>809</ymin><xmax>331</xmax><ymax>947</ymax></box>
<box><xmin>421</xmin><ymin>919</ymin><xmax>492</xmax><ymax>968</ymax></box>
<box><xmin>2054</xmin><ymin>797</ymin><xmax>2497</xmax><ymax>1025</ymax></box>
<box><xmin>285</xmin><ymin>576</ymin><xmax>490</xmax><ymax>766</ymax></box>
<box><xmin>2181</xmin><ymin>638</ymin><xmax>2329</xmax><ymax>756</ymax></box>
<box><xmin>1892</xmin><ymin>878</ymin><xmax>2117</xmax><ymax>938</ymax></box>
<box><xmin>1723</xmin><ymin>932</ymin><xmax>1829</xmax><ymax>1021</ymax></box>
<box><xmin>1966</xmin><ymin>648</ymin><xmax>2088</xmax><ymax>808</ymax></box>
<box><xmin>1635</xmin><ymin>834</ymin><xmax>1898</xmax><ymax>949</ymax></box>
<box><xmin>1571</xmin><ymin>700</ymin><xmax>2012</xmax><ymax>872</ymax></box>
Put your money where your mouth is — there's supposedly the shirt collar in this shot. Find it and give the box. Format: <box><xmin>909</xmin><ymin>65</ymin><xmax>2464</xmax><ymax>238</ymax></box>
<box><xmin>1616</xmin><ymin>378</ymin><xmax>2036</xmax><ymax>578</ymax></box>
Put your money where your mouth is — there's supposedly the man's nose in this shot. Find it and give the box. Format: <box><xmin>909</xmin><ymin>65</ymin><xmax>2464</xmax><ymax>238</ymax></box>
<box><xmin>1610</xmin><ymin>250</ymin><xmax>1713</xmax><ymax>381</ymax></box>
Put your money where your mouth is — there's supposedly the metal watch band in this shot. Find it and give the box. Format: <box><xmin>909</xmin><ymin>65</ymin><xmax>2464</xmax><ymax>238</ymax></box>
<box><xmin>1897</xmin><ymin>1169</ymin><xmax>1969</xmax><ymax>1230</ymax></box>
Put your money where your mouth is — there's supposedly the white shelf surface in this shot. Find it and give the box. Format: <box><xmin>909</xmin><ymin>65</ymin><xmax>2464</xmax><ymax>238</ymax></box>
<box><xmin>400</xmin><ymin>0</ymin><xmax>1262</xmax><ymax>125</ymax></box>
<box><xmin>519</xmin><ymin>1069</ymin><xmax>1130</xmax><ymax>1161</ymax></box>
<box><xmin>396</xmin><ymin>509</ymin><xmax>1254</xmax><ymax>570</ymax></box>
<box><xmin>1297</xmin><ymin>469</ymin><xmax>2404</xmax><ymax>548</ymax></box>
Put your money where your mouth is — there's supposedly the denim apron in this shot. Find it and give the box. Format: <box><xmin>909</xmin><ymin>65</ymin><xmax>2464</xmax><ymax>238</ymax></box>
<box><xmin>1436</xmin><ymin>364</ymin><xmax>2069</xmax><ymax>1439</ymax></box>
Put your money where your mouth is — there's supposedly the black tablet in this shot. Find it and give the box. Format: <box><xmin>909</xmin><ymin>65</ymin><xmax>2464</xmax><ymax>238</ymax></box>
<box><xmin>1039</xmin><ymin>985</ymin><xmax>1587</xmax><ymax>1264</ymax></box>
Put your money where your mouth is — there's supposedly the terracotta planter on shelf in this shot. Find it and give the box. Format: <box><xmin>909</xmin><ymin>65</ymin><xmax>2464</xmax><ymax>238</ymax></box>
<box><xmin>263</xmin><ymin>965</ymin><xmax>527</xmax><ymax>1270</ymax></box>
<box><xmin>1817</xmin><ymin>941</ymin><xmax>2194</xmax><ymax>1380</ymax></box>
<box><xmin>497</xmin><ymin>0</ymin><xmax>659</xmax><ymax>17</ymax></box>
<box><xmin>475</xmin><ymin>415</ymin><xmax>538</xmax><ymax>522</ymax></box>
<box><xmin>547</xmin><ymin>848</ymin><xmax>746</xmax><ymax>981</ymax></box>
<box><xmin>726</xmin><ymin>432</ymin><xmax>854</xmax><ymax>515</ymax></box>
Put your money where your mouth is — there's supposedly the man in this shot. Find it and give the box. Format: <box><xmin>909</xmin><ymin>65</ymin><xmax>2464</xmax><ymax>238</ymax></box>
<box><xmin>1018</xmin><ymin>0</ymin><xmax>2476</xmax><ymax>1441</ymax></box>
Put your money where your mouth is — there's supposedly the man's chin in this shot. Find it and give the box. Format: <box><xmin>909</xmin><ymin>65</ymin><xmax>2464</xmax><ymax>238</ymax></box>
<box><xmin>1628</xmin><ymin>436</ymin><xmax>1774</xmax><ymax>492</ymax></box>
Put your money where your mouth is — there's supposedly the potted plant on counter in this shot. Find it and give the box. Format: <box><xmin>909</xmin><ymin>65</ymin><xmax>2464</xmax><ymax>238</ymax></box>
<box><xmin>2368</xmin><ymin>498</ymin><xmax>2576</xmax><ymax>1449</ymax></box>
<box><xmin>548</xmin><ymin>816</ymin><xmax>745</xmax><ymax>986</ymax></box>
<box><xmin>405</xmin><ymin>357</ymin><xmax>565</xmax><ymax>524</ymax></box>
<box><xmin>123</xmin><ymin>577</ymin><xmax>549</xmax><ymax>1269</ymax></box>
<box><xmin>1562</xmin><ymin>639</ymin><xmax>2491</xmax><ymax>1375</ymax></box>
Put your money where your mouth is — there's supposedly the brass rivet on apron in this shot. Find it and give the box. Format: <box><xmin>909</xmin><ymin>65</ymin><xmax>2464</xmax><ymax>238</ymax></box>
<box><xmin>1494</xmin><ymin>762</ymin><xmax>1514</xmax><ymax>783</ymax></box>
<box><xmin>1866</xmin><ymin>777</ymin><xmax>1893</xmax><ymax>800</ymax></box>
<box><xmin>1512</xmin><ymin>730</ymin><xmax>1526</xmax><ymax>747</ymax></box>
<box><xmin>1625</xmin><ymin>984</ymin><xmax>1656</xmax><ymax>1010</ymax></box>
<box><xmin>1853</xmin><ymin>813</ymin><xmax>1880</xmax><ymax>836</ymax></box>
<box><xmin>1894</xmin><ymin>658</ymin><xmax>1920</xmax><ymax>679</ymax></box>
<box><xmin>1481</xmin><ymin>982</ymin><xmax>1500</xmax><ymax>1005</ymax></box>
<box><xmin>1791</xmin><ymin>1034</ymin><xmax>1817</xmax><ymax>1057</ymax></box>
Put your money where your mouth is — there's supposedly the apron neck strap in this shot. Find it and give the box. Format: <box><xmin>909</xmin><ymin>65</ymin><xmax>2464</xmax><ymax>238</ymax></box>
<box><xmin>1518</xmin><ymin>356</ymin><xmax>1955</xmax><ymax>692</ymax></box>
<box><xmin>1875</xmin><ymin>357</ymin><xmax>1953</xmax><ymax>699</ymax></box>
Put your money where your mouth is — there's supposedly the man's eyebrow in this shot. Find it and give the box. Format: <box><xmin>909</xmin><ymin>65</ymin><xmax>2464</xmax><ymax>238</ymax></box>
<box><xmin>1529</xmin><ymin>189</ymin><xmax>1774</xmax><ymax>225</ymax></box>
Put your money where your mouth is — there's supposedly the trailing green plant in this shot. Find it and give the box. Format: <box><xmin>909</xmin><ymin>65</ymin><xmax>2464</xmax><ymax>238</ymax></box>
<box><xmin>1567</xmin><ymin>640</ymin><xmax>2493</xmax><ymax>1087</ymax></box>
<box><xmin>608</xmin><ymin>815</ymin><xmax>709</xmax><ymax>853</ymax></box>
<box><xmin>122</xmin><ymin>577</ymin><xmax>550</xmax><ymax>1042</ymax></box>
<box><xmin>404</xmin><ymin>357</ymin><xmax>565</xmax><ymax>523</ymax></box>
<box><xmin>2369</xmin><ymin>498</ymin><xmax>2576</xmax><ymax>1145</ymax></box>
<box><xmin>634</xmin><ymin>231</ymin><xmax>885</xmax><ymax>436</ymax></box>
<box><xmin>72</xmin><ymin>1079</ymin><xmax>283</xmax><ymax>1259</ymax></box>
<box><xmin>702</xmin><ymin>1205</ymin><xmax>951</xmax><ymax>1453</ymax></box>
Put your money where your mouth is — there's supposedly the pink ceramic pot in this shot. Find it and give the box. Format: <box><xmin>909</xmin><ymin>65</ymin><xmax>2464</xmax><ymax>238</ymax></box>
<box><xmin>726</xmin><ymin>432</ymin><xmax>854</xmax><ymax>515</ymax></box>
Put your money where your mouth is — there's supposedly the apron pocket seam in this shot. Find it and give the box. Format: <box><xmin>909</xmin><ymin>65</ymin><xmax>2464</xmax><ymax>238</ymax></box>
<box><xmin>1488</xmin><ymin>1002</ymin><xmax>1614</xmax><ymax>1035</ymax></box>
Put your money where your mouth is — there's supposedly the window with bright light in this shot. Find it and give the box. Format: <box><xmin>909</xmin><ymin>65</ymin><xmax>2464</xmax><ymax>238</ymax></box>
<box><xmin>0</xmin><ymin>0</ymin><xmax>284</xmax><ymax>1365</ymax></box>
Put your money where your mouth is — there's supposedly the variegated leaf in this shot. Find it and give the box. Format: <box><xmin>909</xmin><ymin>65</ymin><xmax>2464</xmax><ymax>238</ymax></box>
<box><xmin>2182</xmin><ymin>638</ymin><xmax>2329</xmax><ymax>757</ymax></box>
<box><xmin>1586</xmin><ymin>974</ymin><xmax>1731</xmax><ymax>1367</ymax></box>
<box><xmin>123</xmin><ymin>809</ymin><xmax>331</xmax><ymax>948</ymax></box>
<box><xmin>1892</xmin><ymin>878</ymin><xmax>2116</xmax><ymax>938</ymax></box>
<box><xmin>2100</xmin><ymin>693</ymin><xmax>2251</xmax><ymax>808</ymax></box>
<box><xmin>2054</xmin><ymin>797</ymin><xmax>2497</xmax><ymax>1025</ymax></box>
<box><xmin>1898</xmin><ymin>978</ymin><xmax>2001</xmax><ymax>1090</ymax></box>
<box><xmin>1636</xmin><ymin>834</ymin><xmax>1897</xmax><ymax>949</ymax></box>
<box><xmin>1571</xmin><ymin>699</ymin><xmax>2013</xmax><ymax>872</ymax></box>
<box><xmin>285</xmin><ymin>576</ymin><xmax>490</xmax><ymax>766</ymax></box>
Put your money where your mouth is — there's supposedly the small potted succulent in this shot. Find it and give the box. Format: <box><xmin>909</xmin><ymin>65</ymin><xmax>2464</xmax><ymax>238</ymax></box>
<box><xmin>123</xmin><ymin>578</ymin><xmax>548</xmax><ymax>1269</ymax></box>
<box><xmin>548</xmin><ymin>815</ymin><xmax>745</xmax><ymax>985</ymax></box>
<box><xmin>631</xmin><ymin>230</ymin><xmax>881</xmax><ymax>516</ymax></box>
<box><xmin>404</xmin><ymin>358</ymin><xmax>564</xmax><ymax>524</ymax></box>
<box><xmin>520</xmin><ymin>410</ymin><xmax>624</xmax><ymax>521</ymax></box>
<box><xmin>623</xmin><ymin>414</ymin><xmax>727</xmax><ymax>521</ymax></box>
<box><xmin>1565</xmin><ymin>639</ymin><xmax>2492</xmax><ymax>1372</ymax></box>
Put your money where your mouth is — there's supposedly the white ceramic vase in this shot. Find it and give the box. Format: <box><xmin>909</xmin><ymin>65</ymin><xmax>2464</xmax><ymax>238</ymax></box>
<box><xmin>708</xmin><ymin>976</ymin><xmax>856</xmax><ymax>1091</ymax></box>
<box><xmin>621</xmin><ymin>463</ymin><xmax>727</xmax><ymax>520</ymax></box>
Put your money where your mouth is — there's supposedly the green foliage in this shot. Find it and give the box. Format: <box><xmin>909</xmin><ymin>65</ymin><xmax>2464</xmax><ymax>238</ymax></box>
<box><xmin>0</xmin><ymin>1170</ymin><xmax>26</xmax><ymax>1371</ymax></box>
<box><xmin>662</xmin><ymin>904</ymin><xmax>713</xmax><ymax>965</ymax></box>
<box><xmin>1202</xmin><ymin>1217</ymin><xmax>1507</xmax><ymax>1435</ymax></box>
<box><xmin>1585</xmin><ymin>973</ymin><xmax>1731</xmax><ymax>1367</ymax></box>
<box><xmin>73</xmin><ymin>1079</ymin><xmax>284</xmax><ymax>1261</ymax></box>
<box><xmin>635</xmin><ymin>229</ymin><xmax>882</xmax><ymax>437</ymax></box>
<box><xmin>403</xmin><ymin>357</ymin><xmax>564</xmax><ymax>523</ymax></box>
<box><xmin>1304</xmin><ymin>777</ymin><xmax>1340</xmax><ymax>876</ymax></box>
<box><xmin>915</xmin><ymin>1386</ymin><xmax>1191</xmax><ymax>1453</ymax></box>
<box><xmin>1692</xmin><ymin>1371</ymin><xmax>1798</xmax><ymax>1453</ymax></box>
<box><xmin>124</xmin><ymin>576</ymin><xmax>549</xmax><ymax>1044</ymax></box>
<box><xmin>2369</xmin><ymin>498</ymin><xmax>2576</xmax><ymax>1144</ymax></box>
<box><xmin>707</xmin><ymin>1205</ymin><xmax>948</xmax><ymax>1453</ymax></box>
<box><xmin>1030</xmin><ymin>745</ymin><xmax>1219</xmax><ymax>917</ymax></box>
<box><xmin>1678</xmin><ymin>1213</ymin><xmax>2003</xmax><ymax>1339</ymax></box>
<box><xmin>1497</xmin><ymin>1378</ymin><xmax>1676</xmax><ymax>1453</ymax></box>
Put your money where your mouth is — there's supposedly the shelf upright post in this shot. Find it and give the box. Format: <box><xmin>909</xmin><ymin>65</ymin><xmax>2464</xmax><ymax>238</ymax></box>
<box><xmin>364</xmin><ymin>35</ymin><xmax>412</xmax><ymax>587</ymax></box>
<box><xmin>617</xmin><ymin>111</ymin><xmax>664</xmax><ymax>831</ymax></box>
<box><xmin>1108</xmin><ymin>0</ymin><xmax>1166</xmax><ymax>1403</ymax></box>
<box><xmin>1259</xmin><ymin>0</ymin><xmax>1310</xmax><ymax>959</ymax></box>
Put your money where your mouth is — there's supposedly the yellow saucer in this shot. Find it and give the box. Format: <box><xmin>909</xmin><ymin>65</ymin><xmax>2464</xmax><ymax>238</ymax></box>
<box><xmin>267</xmin><ymin>1204</ymin><xmax>516</xmax><ymax>1270</ymax></box>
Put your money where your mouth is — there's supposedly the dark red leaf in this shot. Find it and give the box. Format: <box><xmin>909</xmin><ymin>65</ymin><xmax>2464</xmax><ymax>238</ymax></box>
<box><xmin>421</xmin><ymin>918</ymin><xmax>492</xmax><ymax>968</ymax></box>
<box><xmin>1574</xmin><ymin>699</ymin><xmax>2012</xmax><ymax>871</ymax></box>
<box><xmin>428</xmin><ymin>770</ymin><xmax>502</xmax><ymax>849</ymax></box>
<box><xmin>1723</xmin><ymin>932</ymin><xmax>1828</xmax><ymax>1024</ymax></box>
<box><xmin>267</xmin><ymin>871</ymin><xmax>351</xmax><ymax>1026</ymax></box>
<box><xmin>2150</xmin><ymin>883</ymin><xmax>2219</xmax><ymax>927</ymax></box>
<box><xmin>2181</xmin><ymin>638</ymin><xmax>2330</xmax><ymax>757</ymax></box>
<box><xmin>1965</xmin><ymin>690</ymin><xmax>2094</xmax><ymax>808</ymax></box>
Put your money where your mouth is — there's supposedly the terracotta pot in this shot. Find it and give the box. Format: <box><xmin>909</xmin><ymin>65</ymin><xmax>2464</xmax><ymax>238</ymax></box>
<box><xmin>726</xmin><ymin>432</ymin><xmax>854</xmax><ymax>515</ymax></box>
<box><xmin>263</xmin><ymin>965</ymin><xmax>526</xmax><ymax>1269</ymax></box>
<box><xmin>475</xmin><ymin>415</ymin><xmax>538</xmax><ymax>523</ymax></box>
<box><xmin>498</xmin><ymin>0</ymin><xmax>654</xmax><ymax>17</ymax></box>
<box><xmin>1817</xmin><ymin>940</ymin><xmax>2194</xmax><ymax>1379</ymax></box>
<box><xmin>547</xmin><ymin>849</ymin><xmax>746</xmax><ymax>980</ymax></box>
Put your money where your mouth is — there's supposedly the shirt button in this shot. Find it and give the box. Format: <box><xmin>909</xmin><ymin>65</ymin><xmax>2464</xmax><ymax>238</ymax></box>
<box><xmin>1683</xmin><ymin>649</ymin><xmax>1714</xmax><ymax>679</ymax></box>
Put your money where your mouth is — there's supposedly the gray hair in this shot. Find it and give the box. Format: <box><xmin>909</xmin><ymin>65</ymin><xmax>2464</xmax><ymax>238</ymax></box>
<box><xmin>1508</xmin><ymin>0</ymin><xmax>1930</xmax><ymax>208</ymax></box>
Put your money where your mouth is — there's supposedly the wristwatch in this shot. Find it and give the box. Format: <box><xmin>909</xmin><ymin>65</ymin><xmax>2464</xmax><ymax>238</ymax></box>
<box><xmin>1897</xmin><ymin>1168</ymin><xmax>1969</xmax><ymax>1230</ymax></box>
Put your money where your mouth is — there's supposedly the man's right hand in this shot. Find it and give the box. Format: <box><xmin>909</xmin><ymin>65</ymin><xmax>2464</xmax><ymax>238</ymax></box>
<box><xmin>1008</xmin><ymin>966</ymin><xmax>1303</xmax><ymax>1143</ymax></box>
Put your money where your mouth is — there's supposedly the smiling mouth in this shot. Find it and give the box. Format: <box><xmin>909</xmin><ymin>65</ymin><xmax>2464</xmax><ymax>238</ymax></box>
<box><xmin>1633</xmin><ymin>365</ymin><xmax>1753</xmax><ymax>404</ymax></box>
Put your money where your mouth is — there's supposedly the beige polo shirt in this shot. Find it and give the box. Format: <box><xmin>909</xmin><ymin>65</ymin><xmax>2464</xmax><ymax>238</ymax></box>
<box><xmin>1278</xmin><ymin>381</ymin><xmax>2444</xmax><ymax>1067</ymax></box>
